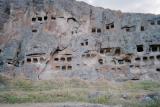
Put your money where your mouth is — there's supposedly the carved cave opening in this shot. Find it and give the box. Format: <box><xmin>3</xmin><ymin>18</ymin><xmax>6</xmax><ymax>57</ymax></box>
<box><xmin>137</xmin><ymin>45</ymin><xmax>144</xmax><ymax>52</ymax></box>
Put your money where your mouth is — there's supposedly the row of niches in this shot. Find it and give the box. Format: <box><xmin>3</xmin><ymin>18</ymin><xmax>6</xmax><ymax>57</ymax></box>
<box><xmin>32</xmin><ymin>16</ymin><xmax>50</xmax><ymax>22</ymax></box>
<box><xmin>130</xmin><ymin>64</ymin><xmax>160</xmax><ymax>72</ymax></box>
<box><xmin>31</xmin><ymin>16</ymin><xmax>48</xmax><ymax>33</ymax></box>
<box><xmin>136</xmin><ymin>44</ymin><xmax>160</xmax><ymax>53</ymax></box>
<box><xmin>31</xmin><ymin>16</ymin><xmax>78</xmax><ymax>34</ymax></box>
<box><xmin>135</xmin><ymin>55</ymin><xmax>160</xmax><ymax>62</ymax></box>
<box><xmin>149</xmin><ymin>45</ymin><xmax>160</xmax><ymax>52</ymax></box>
<box><xmin>54</xmin><ymin>57</ymin><xmax>72</xmax><ymax>62</ymax></box>
<box><xmin>92</xmin><ymin>28</ymin><xmax>102</xmax><ymax>33</ymax></box>
<box><xmin>54</xmin><ymin>65</ymin><xmax>72</xmax><ymax>71</ymax></box>
<box><xmin>149</xmin><ymin>19</ymin><xmax>160</xmax><ymax>25</ymax></box>
<box><xmin>97</xmin><ymin>65</ymin><xmax>127</xmax><ymax>72</ymax></box>
<box><xmin>92</xmin><ymin>24</ymin><xmax>144</xmax><ymax>33</ymax></box>
<box><xmin>91</xmin><ymin>19</ymin><xmax>160</xmax><ymax>33</ymax></box>
<box><xmin>80</xmin><ymin>40</ymin><xmax>88</xmax><ymax>46</ymax></box>
<box><xmin>98</xmin><ymin>58</ymin><xmax>130</xmax><ymax>65</ymax></box>
<box><xmin>31</xmin><ymin>16</ymin><xmax>77</xmax><ymax>23</ymax></box>
<box><xmin>31</xmin><ymin>16</ymin><xmax>56</xmax><ymax>33</ymax></box>
<box><xmin>82</xmin><ymin>53</ymin><xmax>96</xmax><ymax>58</ymax></box>
<box><xmin>100</xmin><ymin>48</ymin><xmax>121</xmax><ymax>55</ymax></box>
<box><xmin>32</xmin><ymin>28</ymin><xmax>77</xmax><ymax>34</ymax></box>
<box><xmin>91</xmin><ymin>22</ymin><xmax>114</xmax><ymax>33</ymax></box>
<box><xmin>26</xmin><ymin>57</ymin><xmax>46</xmax><ymax>64</ymax></box>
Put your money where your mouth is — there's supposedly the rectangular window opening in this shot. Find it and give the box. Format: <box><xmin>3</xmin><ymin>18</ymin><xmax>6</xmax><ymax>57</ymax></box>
<box><xmin>106</xmin><ymin>48</ymin><xmax>111</xmax><ymax>53</ymax></box>
<box><xmin>38</xmin><ymin>17</ymin><xmax>42</xmax><ymax>21</ymax></box>
<box><xmin>61</xmin><ymin>57</ymin><xmax>65</xmax><ymax>61</ymax></box>
<box><xmin>67</xmin><ymin>57</ymin><xmax>72</xmax><ymax>62</ymax></box>
<box><xmin>118</xmin><ymin>60</ymin><xmax>124</xmax><ymax>64</ymax></box>
<box><xmin>98</xmin><ymin>59</ymin><xmax>103</xmax><ymax>65</ymax></box>
<box><xmin>27</xmin><ymin>58</ymin><xmax>31</xmax><ymax>63</ymax></box>
<box><xmin>135</xmin><ymin>57</ymin><xmax>141</xmax><ymax>61</ymax></box>
<box><xmin>141</xmin><ymin>26</ymin><xmax>145</xmax><ymax>31</ymax></box>
<box><xmin>44</xmin><ymin>16</ymin><xmax>48</xmax><ymax>20</ymax></box>
<box><xmin>100</xmin><ymin>50</ymin><xmax>104</xmax><ymax>54</ymax></box>
<box><xmin>150</xmin><ymin>21</ymin><xmax>155</xmax><ymax>25</ymax></box>
<box><xmin>33</xmin><ymin>58</ymin><xmax>38</xmax><ymax>63</ymax></box>
<box><xmin>91</xmin><ymin>54</ymin><xmax>96</xmax><ymax>57</ymax></box>
<box><xmin>97</xmin><ymin>29</ymin><xmax>101</xmax><ymax>33</ymax></box>
<box><xmin>92</xmin><ymin>28</ymin><xmax>96</xmax><ymax>33</ymax></box>
<box><xmin>137</xmin><ymin>45</ymin><xmax>144</xmax><ymax>52</ymax></box>
<box><xmin>150</xmin><ymin>45</ymin><xmax>158</xmax><ymax>52</ymax></box>
<box><xmin>143</xmin><ymin>57</ymin><xmax>148</xmax><ymax>61</ymax></box>
<box><xmin>157</xmin><ymin>20</ymin><xmax>160</xmax><ymax>25</ymax></box>
<box><xmin>111</xmin><ymin>23</ymin><xmax>114</xmax><ymax>28</ymax></box>
<box><xmin>68</xmin><ymin>66</ymin><xmax>72</xmax><ymax>70</ymax></box>
<box><xmin>85</xmin><ymin>42</ymin><xmax>88</xmax><ymax>46</ymax></box>
<box><xmin>86</xmin><ymin>54</ymin><xmax>90</xmax><ymax>57</ymax></box>
<box><xmin>82</xmin><ymin>54</ymin><xmax>85</xmax><ymax>57</ymax></box>
<box><xmin>32</xmin><ymin>29</ymin><xmax>37</xmax><ymax>33</ymax></box>
<box><xmin>115</xmin><ymin>48</ymin><xmax>121</xmax><ymax>55</ymax></box>
<box><xmin>62</xmin><ymin>66</ymin><xmax>66</xmax><ymax>70</ymax></box>
<box><xmin>40</xmin><ymin>57</ymin><xmax>45</xmax><ymax>62</ymax></box>
<box><xmin>54</xmin><ymin>58</ymin><xmax>59</xmax><ymax>61</ymax></box>
<box><xmin>51</xmin><ymin>16</ymin><xmax>56</xmax><ymax>20</ymax></box>
<box><xmin>157</xmin><ymin>55</ymin><xmax>160</xmax><ymax>60</ymax></box>
<box><xmin>32</xmin><ymin>18</ymin><xmax>36</xmax><ymax>22</ymax></box>
<box><xmin>81</xmin><ymin>43</ymin><xmax>84</xmax><ymax>46</ymax></box>
<box><xmin>126</xmin><ymin>28</ymin><xmax>130</xmax><ymax>32</ymax></box>
<box><xmin>55</xmin><ymin>66</ymin><xmax>60</xmax><ymax>70</ymax></box>
<box><xmin>156</xmin><ymin>68</ymin><xmax>160</xmax><ymax>72</ymax></box>
<box><xmin>149</xmin><ymin>56</ymin><xmax>154</xmax><ymax>60</ymax></box>
<box><xmin>106</xmin><ymin>25</ymin><xmax>109</xmax><ymax>29</ymax></box>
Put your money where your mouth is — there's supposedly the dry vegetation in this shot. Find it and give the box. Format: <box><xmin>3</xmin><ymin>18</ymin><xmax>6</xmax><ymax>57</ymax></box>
<box><xmin>0</xmin><ymin>75</ymin><xmax>160</xmax><ymax>107</ymax></box>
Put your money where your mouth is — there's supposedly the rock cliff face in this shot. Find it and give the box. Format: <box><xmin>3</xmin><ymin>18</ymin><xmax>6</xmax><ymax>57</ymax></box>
<box><xmin>0</xmin><ymin>0</ymin><xmax>160</xmax><ymax>81</ymax></box>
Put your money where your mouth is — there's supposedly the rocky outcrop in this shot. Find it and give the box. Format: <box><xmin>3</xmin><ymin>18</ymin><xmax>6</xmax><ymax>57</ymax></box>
<box><xmin>0</xmin><ymin>0</ymin><xmax>160</xmax><ymax>81</ymax></box>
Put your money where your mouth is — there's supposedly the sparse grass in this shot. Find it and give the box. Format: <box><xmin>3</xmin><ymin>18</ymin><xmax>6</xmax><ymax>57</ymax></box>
<box><xmin>0</xmin><ymin>75</ymin><xmax>160</xmax><ymax>106</ymax></box>
<box><xmin>0</xmin><ymin>88</ymin><xmax>89</xmax><ymax>103</ymax></box>
<box><xmin>123</xmin><ymin>80</ymin><xmax>160</xmax><ymax>91</ymax></box>
<box><xmin>89</xmin><ymin>95</ymin><xmax>109</xmax><ymax>104</ymax></box>
<box><xmin>123</xmin><ymin>98</ymin><xmax>160</xmax><ymax>107</ymax></box>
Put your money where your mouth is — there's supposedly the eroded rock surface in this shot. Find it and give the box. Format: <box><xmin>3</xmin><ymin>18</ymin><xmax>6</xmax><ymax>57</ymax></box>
<box><xmin>0</xmin><ymin>0</ymin><xmax>160</xmax><ymax>81</ymax></box>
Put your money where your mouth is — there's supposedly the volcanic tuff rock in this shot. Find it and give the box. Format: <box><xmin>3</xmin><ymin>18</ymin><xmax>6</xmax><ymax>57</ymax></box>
<box><xmin>0</xmin><ymin>0</ymin><xmax>160</xmax><ymax>81</ymax></box>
